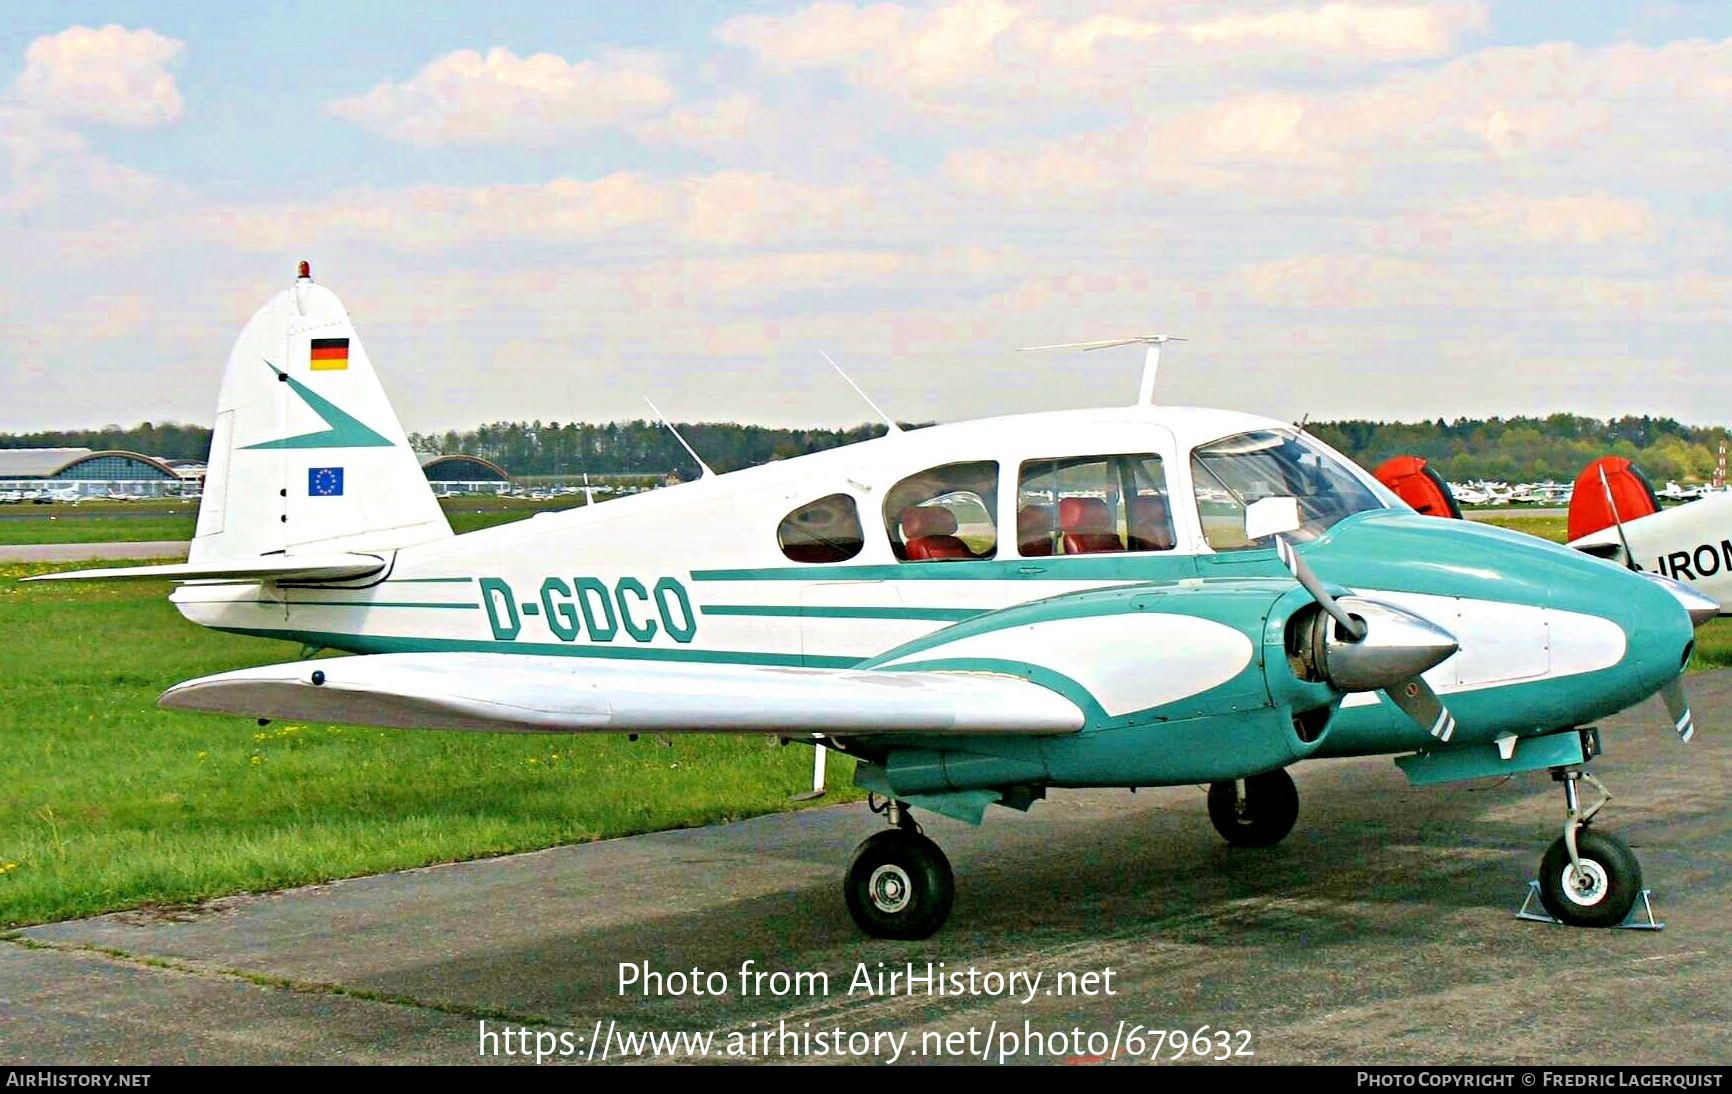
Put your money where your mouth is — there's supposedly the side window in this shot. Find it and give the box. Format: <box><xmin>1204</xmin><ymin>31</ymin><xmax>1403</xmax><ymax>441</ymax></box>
<box><xmin>777</xmin><ymin>493</ymin><xmax>864</xmax><ymax>563</ymax></box>
<box><xmin>1017</xmin><ymin>454</ymin><xmax>1173</xmax><ymax>557</ymax></box>
<box><xmin>1191</xmin><ymin>430</ymin><xmax>1385</xmax><ymax>551</ymax></box>
<box><xmin>1191</xmin><ymin>459</ymin><xmax>1252</xmax><ymax>550</ymax></box>
<box><xmin>884</xmin><ymin>461</ymin><xmax>998</xmax><ymax>561</ymax></box>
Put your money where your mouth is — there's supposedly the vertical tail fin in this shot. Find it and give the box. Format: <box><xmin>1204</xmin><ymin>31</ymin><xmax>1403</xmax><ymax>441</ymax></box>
<box><xmin>191</xmin><ymin>266</ymin><xmax>451</xmax><ymax>564</ymax></box>
<box><xmin>1373</xmin><ymin>455</ymin><xmax>1463</xmax><ymax>519</ymax></box>
<box><xmin>1567</xmin><ymin>456</ymin><xmax>1660</xmax><ymax>543</ymax></box>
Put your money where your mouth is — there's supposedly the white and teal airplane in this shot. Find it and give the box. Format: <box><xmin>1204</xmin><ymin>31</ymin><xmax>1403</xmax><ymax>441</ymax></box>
<box><xmin>40</xmin><ymin>266</ymin><xmax>1717</xmax><ymax>939</ymax></box>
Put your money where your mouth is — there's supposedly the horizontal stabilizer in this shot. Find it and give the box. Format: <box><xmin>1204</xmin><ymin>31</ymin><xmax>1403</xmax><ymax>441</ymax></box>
<box><xmin>26</xmin><ymin>553</ymin><xmax>386</xmax><ymax>584</ymax></box>
<box><xmin>159</xmin><ymin>652</ymin><xmax>1085</xmax><ymax>737</ymax></box>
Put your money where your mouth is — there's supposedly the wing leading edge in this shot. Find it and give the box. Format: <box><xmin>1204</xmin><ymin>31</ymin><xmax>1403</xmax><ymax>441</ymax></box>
<box><xmin>159</xmin><ymin>652</ymin><xmax>1085</xmax><ymax>737</ymax></box>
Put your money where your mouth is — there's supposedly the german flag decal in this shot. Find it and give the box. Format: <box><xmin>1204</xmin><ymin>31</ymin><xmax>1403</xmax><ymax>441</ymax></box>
<box><xmin>309</xmin><ymin>337</ymin><xmax>350</xmax><ymax>371</ymax></box>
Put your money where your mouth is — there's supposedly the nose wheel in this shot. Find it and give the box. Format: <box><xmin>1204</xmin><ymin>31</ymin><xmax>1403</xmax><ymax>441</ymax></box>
<box><xmin>1535</xmin><ymin>766</ymin><xmax>1643</xmax><ymax>927</ymax></box>
<box><xmin>845</xmin><ymin>799</ymin><xmax>954</xmax><ymax>939</ymax></box>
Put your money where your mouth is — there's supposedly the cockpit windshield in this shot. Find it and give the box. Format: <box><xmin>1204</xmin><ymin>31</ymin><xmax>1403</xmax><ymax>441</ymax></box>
<box><xmin>1190</xmin><ymin>429</ymin><xmax>1387</xmax><ymax>550</ymax></box>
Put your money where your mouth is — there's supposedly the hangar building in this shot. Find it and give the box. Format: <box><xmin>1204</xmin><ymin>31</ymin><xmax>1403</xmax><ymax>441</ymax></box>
<box><xmin>418</xmin><ymin>453</ymin><xmax>512</xmax><ymax>495</ymax></box>
<box><xmin>0</xmin><ymin>449</ymin><xmax>185</xmax><ymax>499</ymax></box>
<box><xmin>0</xmin><ymin>448</ymin><xmax>513</xmax><ymax>500</ymax></box>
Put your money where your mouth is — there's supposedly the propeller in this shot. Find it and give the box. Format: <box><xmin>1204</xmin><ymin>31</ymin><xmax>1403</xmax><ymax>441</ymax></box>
<box><xmin>1275</xmin><ymin>534</ymin><xmax>1460</xmax><ymax>743</ymax></box>
<box><xmin>1276</xmin><ymin>536</ymin><xmax>1364</xmax><ymax>640</ymax></box>
<box><xmin>1598</xmin><ymin>464</ymin><xmax>1640</xmax><ymax>572</ymax></box>
<box><xmin>1660</xmin><ymin>677</ymin><xmax>1695</xmax><ymax>742</ymax></box>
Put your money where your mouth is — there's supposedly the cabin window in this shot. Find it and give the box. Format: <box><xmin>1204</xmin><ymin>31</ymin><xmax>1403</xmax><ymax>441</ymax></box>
<box><xmin>884</xmin><ymin>461</ymin><xmax>999</xmax><ymax>561</ymax></box>
<box><xmin>1017</xmin><ymin>454</ymin><xmax>1173</xmax><ymax>557</ymax></box>
<box><xmin>1191</xmin><ymin>429</ymin><xmax>1385</xmax><ymax>551</ymax></box>
<box><xmin>777</xmin><ymin>493</ymin><xmax>865</xmax><ymax>563</ymax></box>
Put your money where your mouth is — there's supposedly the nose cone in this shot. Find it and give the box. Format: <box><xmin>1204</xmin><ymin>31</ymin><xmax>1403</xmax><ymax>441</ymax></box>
<box><xmin>1324</xmin><ymin>597</ymin><xmax>1459</xmax><ymax>692</ymax></box>
<box><xmin>1639</xmin><ymin>571</ymin><xmax>1720</xmax><ymax>628</ymax></box>
<box><xmin>1313</xmin><ymin>511</ymin><xmax>1699</xmax><ymax>727</ymax></box>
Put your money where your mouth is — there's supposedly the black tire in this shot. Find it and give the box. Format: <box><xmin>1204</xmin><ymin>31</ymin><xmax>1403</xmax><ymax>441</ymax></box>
<box><xmin>1207</xmin><ymin>769</ymin><xmax>1299</xmax><ymax>848</ymax></box>
<box><xmin>1537</xmin><ymin>830</ymin><xmax>1642</xmax><ymax>928</ymax></box>
<box><xmin>843</xmin><ymin>829</ymin><xmax>955</xmax><ymax>940</ymax></box>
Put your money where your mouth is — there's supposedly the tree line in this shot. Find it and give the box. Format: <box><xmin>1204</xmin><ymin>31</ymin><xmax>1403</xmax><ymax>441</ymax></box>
<box><xmin>1308</xmin><ymin>414</ymin><xmax>1730</xmax><ymax>485</ymax></box>
<box><xmin>2</xmin><ymin>414</ymin><xmax>1727</xmax><ymax>485</ymax></box>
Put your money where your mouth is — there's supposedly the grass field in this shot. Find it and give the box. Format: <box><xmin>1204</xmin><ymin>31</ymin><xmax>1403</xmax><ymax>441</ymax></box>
<box><xmin>0</xmin><ymin>561</ymin><xmax>846</xmax><ymax>928</ymax></box>
<box><xmin>1470</xmin><ymin>512</ymin><xmax>1569</xmax><ymax>543</ymax></box>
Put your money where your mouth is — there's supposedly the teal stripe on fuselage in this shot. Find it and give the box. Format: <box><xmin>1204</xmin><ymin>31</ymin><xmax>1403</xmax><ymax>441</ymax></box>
<box><xmin>213</xmin><ymin>626</ymin><xmax>861</xmax><ymax>668</ymax></box>
<box><xmin>700</xmin><ymin>604</ymin><xmax>984</xmax><ymax>622</ymax></box>
<box><xmin>690</xmin><ymin>555</ymin><xmax>1198</xmax><ymax>582</ymax></box>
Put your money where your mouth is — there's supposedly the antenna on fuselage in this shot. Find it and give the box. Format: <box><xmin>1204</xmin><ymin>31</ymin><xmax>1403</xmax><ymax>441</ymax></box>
<box><xmin>820</xmin><ymin>351</ymin><xmax>901</xmax><ymax>435</ymax></box>
<box><xmin>643</xmin><ymin>397</ymin><xmax>715</xmax><ymax>479</ymax></box>
<box><xmin>1017</xmin><ymin>335</ymin><xmax>1186</xmax><ymax>406</ymax></box>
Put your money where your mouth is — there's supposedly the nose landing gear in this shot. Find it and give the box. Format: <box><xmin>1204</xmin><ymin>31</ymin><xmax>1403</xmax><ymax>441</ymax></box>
<box><xmin>1533</xmin><ymin>765</ymin><xmax>1644</xmax><ymax>928</ymax></box>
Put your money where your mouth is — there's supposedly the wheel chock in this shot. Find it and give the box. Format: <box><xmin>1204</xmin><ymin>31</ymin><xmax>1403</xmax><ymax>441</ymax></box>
<box><xmin>1514</xmin><ymin>880</ymin><xmax>1665</xmax><ymax>930</ymax></box>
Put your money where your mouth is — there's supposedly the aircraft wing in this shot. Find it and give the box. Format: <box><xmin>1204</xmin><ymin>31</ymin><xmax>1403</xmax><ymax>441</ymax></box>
<box><xmin>158</xmin><ymin>652</ymin><xmax>1085</xmax><ymax>737</ymax></box>
<box><xmin>25</xmin><ymin>554</ymin><xmax>387</xmax><ymax>584</ymax></box>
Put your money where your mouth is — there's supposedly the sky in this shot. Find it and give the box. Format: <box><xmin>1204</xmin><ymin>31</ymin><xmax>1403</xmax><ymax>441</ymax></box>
<box><xmin>5</xmin><ymin>1</ymin><xmax>1732</xmax><ymax>434</ymax></box>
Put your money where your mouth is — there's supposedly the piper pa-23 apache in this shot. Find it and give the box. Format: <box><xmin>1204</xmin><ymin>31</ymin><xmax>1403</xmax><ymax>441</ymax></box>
<box><xmin>38</xmin><ymin>265</ymin><xmax>1717</xmax><ymax>939</ymax></box>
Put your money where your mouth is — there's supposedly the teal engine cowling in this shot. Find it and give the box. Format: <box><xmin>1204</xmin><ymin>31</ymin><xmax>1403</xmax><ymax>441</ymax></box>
<box><xmin>849</xmin><ymin>579</ymin><xmax>1440</xmax><ymax>805</ymax></box>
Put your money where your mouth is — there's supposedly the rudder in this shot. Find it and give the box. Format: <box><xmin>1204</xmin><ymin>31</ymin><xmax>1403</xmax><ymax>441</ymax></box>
<box><xmin>1567</xmin><ymin>456</ymin><xmax>1660</xmax><ymax>542</ymax></box>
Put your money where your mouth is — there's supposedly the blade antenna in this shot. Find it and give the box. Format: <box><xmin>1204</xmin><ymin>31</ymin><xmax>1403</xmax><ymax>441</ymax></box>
<box><xmin>1137</xmin><ymin>341</ymin><xmax>1161</xmax><ymax>407</ymax></box>
<box><xmin>821</xmin><ymin>351</ymin><xmax>901</xmax><ymax>434</ymax></box>
<box><xmin>1017</xmin><ymin>334</ymin><xmax>1185</xmax><ymax>407</ymax></box>
<box><xmin>644</xmin><ymin>397</ymin><xmax>715</xmax><ymax>479</ymax></box>
<box><xmin>1598</xmin><ymin>464</ymin><xmax>1640</xmax><ymax>571</ymax></box>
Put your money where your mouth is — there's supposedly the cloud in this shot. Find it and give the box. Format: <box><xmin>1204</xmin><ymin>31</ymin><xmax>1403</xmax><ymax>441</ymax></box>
<box><xmin>717</xmin><ymin>2</ymin><xmax>907</xmax><ymax>69</ymax></box>
<box><xmin>10</xmin><ymin>24</ymin><xmax>184</xmax><ymax>129</ymax></box>
<box><xmin>198</xmin><ymin>172</ymin><xmax>672</xmax><ymax>253</ymax></box>
<box><xmin>721</xmin><ymin>2</ymin><xmax>1488</xmax><ymax>108</ymax></box>
<box><xmin>1180</xmin><ymin>2</ymin><xmax>1484</xmax><ymax>58</ymax></box>
<box><xmin>0</xmin><ymin>103</ymin><xmax>187</xmax><ymax>220</ymax></box>
<box><xmin>682</xmin><ymin>171</ymin><xmax>868</xmax><ymax>245</ymax></box>
<box><xmin>1366</xmin><ymin>192</ymin><xmax>1657</xmax><ymax>252</ymax></box>
<box><xmin>327</xmin><ymin>47</ymin><xmax>675</xmax><ymax>145</ymax></box>
<box><xmin>944</xmin><ymin>31</ymin><xmax>1732</xmax><ymax>212</ymax></box>
<box><xmin>636</xmin><ymin>94</ymin><xmax>766</xmax><ymax>149</ymax></box>
<box><xmin>190</xmin><ymin>170</ymin><xmax>871</xmax><ymax>254</ymax></box>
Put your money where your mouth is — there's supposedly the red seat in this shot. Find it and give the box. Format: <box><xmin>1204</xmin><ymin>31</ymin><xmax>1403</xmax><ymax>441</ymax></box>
<box><xmin>1017</xmin><ymin>504</ymin><xmax>1055</xmax><ymax>556</ymax></box>
<box><xmin>1126</xmin><ymin>495</ymin><xmax>1175</xmax><ymax>551</ymax></box>
<box><xmin>900</xmin><ymin>506</ymin><xmax>973</xmax><ymax>561</ymax></box>
<box><xmin>1059</xmin><ymin>497</ymin><xmax>1122</xmax><ymax>554</ymax></box>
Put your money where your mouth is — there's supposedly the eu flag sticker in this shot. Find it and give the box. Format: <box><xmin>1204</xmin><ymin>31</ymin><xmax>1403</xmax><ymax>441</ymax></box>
<box><xmin>309</xmin><ymin>467</ymin><xmax>344</xmax><ymax>497</ymax></box>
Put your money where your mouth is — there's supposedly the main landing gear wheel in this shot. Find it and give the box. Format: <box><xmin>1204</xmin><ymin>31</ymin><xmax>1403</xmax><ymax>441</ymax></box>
<box><xmin>844</xmin><ymin>828</ymin><xmax>955</xmax><ymax>940</ymax></box>
<box><xmin>1537</xmin><ymin>830</ymin><xmax>1642</xmax><ymax>928</ymax></box>
<box><xmin>1207</xmin><ymin>769</ymin><xmax>1299</xmax><ymax>848</ymax></box>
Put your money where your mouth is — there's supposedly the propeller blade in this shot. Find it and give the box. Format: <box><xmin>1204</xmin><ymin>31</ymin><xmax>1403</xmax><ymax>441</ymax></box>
<box><xmin>1386</xmin><ymin>675</ymin><xmax>1457</xmax><ymax>743</ymax></box>
<box><xmin>1598</xmin><ymin>464</ymin><xmax>1641</xmax><ymax>572</ymax></box>
<box><xmin>1660</xmin><ymin>677</ymin><xmax>1695</xmax><ymax>742</ymax></box>
<box><xmin>1276</xmin><ymin>535</ymin><xmax>1366</xmax><ymax>640</ymax></box>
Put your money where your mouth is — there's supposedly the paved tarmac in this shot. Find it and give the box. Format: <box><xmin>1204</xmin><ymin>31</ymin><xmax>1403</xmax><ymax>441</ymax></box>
<box><xmin>4</xmin><ymin>675</ymin><xmax>1730</xmax><ymax>1066</ymax></box>
<box><xmin>0</xmin><ymin>541</ymin><xmax>188</xmax><ymax>562</ymax></box>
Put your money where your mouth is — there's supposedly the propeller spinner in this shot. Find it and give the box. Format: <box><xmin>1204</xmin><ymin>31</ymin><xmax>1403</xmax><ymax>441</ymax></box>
<box><xmin>1276</xmin><ymin>535</ymin><xmax>1461</xmax><ymax>742</ymax></box>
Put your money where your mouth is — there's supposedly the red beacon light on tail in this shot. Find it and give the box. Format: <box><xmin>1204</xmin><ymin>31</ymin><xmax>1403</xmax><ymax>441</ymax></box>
<box><xmin>297</xmin><ymin>261</ymin><xmax>311</xmax><ymax>279</ymax></box>
<box><xmin>1568</xmin><ymin>456</ymin><xmax>1661</xmax><ymax>542</ymax></box>
<box><xmin>1373</xmin><ymin>455</ymin><xmax>1462</xmax><ymax>519</ymax></box>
